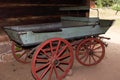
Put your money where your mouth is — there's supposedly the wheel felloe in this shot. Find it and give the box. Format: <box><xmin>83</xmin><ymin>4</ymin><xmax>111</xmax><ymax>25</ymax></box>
<box><xmin>32</xmin><ymin>38</ymin><xmax>74</xmax><ymax>80</ymax></box>
<box><xmin>11</xmin><ymin>42</ymin><xmax>31</xmax><ymax>64</ymax></box>
<box><xmin>76</xmin><ymin>38</ymin><xmax>105</xmax><ymax>66</ymax></box>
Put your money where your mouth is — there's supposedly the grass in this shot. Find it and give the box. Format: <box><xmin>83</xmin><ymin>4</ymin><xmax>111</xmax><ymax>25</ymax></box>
<box><xmin>112</xmin><ymin>4</ymin><xmax>120</xmax><ymax>11</ymax></box>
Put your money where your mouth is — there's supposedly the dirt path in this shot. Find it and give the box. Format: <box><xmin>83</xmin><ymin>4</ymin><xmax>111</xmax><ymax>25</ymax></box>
<box><xmin>0</xmin><ymin>41</ymin><xmax>120</xmax><ymax>80</ymax></box>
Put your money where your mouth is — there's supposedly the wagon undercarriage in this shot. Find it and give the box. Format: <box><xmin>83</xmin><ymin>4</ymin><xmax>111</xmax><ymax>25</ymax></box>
<box><xmin>10</xmin><ymin>36</ymin><xmax>106</xmax><ymax>80</ymax></box>
<box><xmin>32</xmin><ymin>37</ymin><xmax>106</xmax><ymax>80</ymax></box>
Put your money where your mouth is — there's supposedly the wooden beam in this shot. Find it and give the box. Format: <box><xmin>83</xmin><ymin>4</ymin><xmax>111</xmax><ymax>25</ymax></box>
<box><xmin>0</xmin><ymin>0</ymin><xmax>89</xmax><ymax>5</ymax></box>
<box><xmin>0</xmin><ymin>3</ymin><xmax>82</xmax><ymax>7</ymax></box>
<box><xmin>0</xmin><ymin>15</ymin><xmax>61</xmax><ymax>26</ymax></box>
<box><xmin>0</xmin><ymin>6</ymin><xmax>60</xmax><ymax>18</ymax></box>
<box><xmin>0</xmin><ymin>0</ymin><xmax>90</xmax><ymax>26</ymax></box>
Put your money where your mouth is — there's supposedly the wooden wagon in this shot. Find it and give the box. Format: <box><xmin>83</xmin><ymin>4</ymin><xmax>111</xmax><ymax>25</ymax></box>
<box><xmin>2</xmin><ymin>0</ymin><xmax>113</xmax><ymax>80</ymax></box>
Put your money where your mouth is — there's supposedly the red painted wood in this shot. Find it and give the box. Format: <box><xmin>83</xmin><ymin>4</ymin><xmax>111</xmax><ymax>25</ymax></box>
<box><xmin>32</xmin><ymin>38</ymin><xmax>74</xmax><ymax>80</ymax></box>
<box><xmin>76</xmin><ymin>38</ymin><xmax>105</xmax><ymax>66</ymax></box>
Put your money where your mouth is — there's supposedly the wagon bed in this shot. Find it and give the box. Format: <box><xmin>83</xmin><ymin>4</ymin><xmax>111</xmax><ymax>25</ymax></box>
<box><xmin>4</xmin><ymin>17</ymin><xmax>113</xmax><ymax>47</ymax></box>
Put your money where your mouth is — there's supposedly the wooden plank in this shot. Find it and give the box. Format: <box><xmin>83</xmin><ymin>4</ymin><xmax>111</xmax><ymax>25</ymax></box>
<box><xmin>0</xmin><ymin>6</ymin><xmax>89</xmax><ymax>18</ymax></box>
<box><xmin>0</xmin><ymin>4</ymin><xmax>89</xmax><ymax>18</ymax></box>
<box><xmin>61</xmin><ymin>10</ymin><xmax>89</xmax><ymax>17</ymax></box>
<box><xmin>0</xmin><ymin>15</ymin><xmax>61</xmax><ymax>26</ymax></box>
<box><xmin>0</xmin><ymin>6</ymin><xmax>60</xmax><ymax>18</ymax></box>
<box><xmin>0</xmin><ymin>0</ymin><xmax>90</xmax><ymax>26</ymax></box>
<box><xmin>0</xmin><ymin>0</ymin><xmax>89</xmax><ymax>5</ymax></box>
<box><xmin>6</xmin><ymin>25</ymin><xmax>105</xmax><ymax>46</ymax></box>
<box><xmin>60</xmin><ymin>6</ymin><xmax>89</xmax><ymax>11</ymax></box>
<box><xmin>0</xmin><ymin>3</ymin><xmax>83</xmax><ymax>7</ymax></box>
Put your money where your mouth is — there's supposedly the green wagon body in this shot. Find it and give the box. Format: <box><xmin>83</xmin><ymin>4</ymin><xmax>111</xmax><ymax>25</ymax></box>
<box><xmin>4</xmin><ymin>17</ymin><xmax>112</xmax><ymax>47</ymax></box>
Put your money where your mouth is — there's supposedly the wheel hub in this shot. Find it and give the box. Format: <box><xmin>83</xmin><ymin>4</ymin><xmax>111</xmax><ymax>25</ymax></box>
<box><xmin>49</xmin><ymin>57</ymin><xmax>59</xmax><ymax>66</ymax></box>
<box><xmin>54</xmin><ymin>60</ymin><xmax>59</xmax><ymax>66</ymax></box>
<box><xmin>88</xmin><ymin>49</ymin><xmax>94</xmax><ymax>55</ymax></box>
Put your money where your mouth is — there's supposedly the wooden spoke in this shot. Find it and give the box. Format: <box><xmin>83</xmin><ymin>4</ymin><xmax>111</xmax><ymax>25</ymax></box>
<box><xmin>35</xmin><ymin>62</ymin><xmax>50</xmax><ymax>72</ymax></box>
<box><xmin>50</xmin><ymin>41</ymin><xmax>54</xmax><ymax>56</ymax></box>
<box><xmin>57</xmin><ymin>65</ymin><xmax>65</xmax><ymax>72</ymax></box>
<box><xmin>76</xmin><ymin>38</ymin><xmax>105</xmax><ymax>66</ymax></box>
<box><xmin>57</xmin><ymin>45</ymin><xmax>67</xmax><ymax>57</ymax></box>
<box><xmin>83</xmin><ymin>54</ymin><xmax>88</xmax><ymax>63</ymax></box>
<box><xmin>94</xmin><ymin>51</ymin><xmax>102</xmax><ymax>54</ymax></box>
<box><xmin>55</xmin><ymin>40</ymin><xmax>61</xmax><ymax>55</ymax></box>
<box><xmin>91</xmin><ymin>55</ymin><xmax>97</xmax><ymax>63</ymax></box>
<box><xmin>60</xmin><ymin>61</ymin><xmax>69</xmax><ymax>65</ymax></box>
<box><xmin>32</xmin><ymin>38</ymin><xmax>73</xmax><ymax>80</ymax></box>
<box><xmin>36</xmin><ymin>58</ymin><xmax>49</xmax><ymax>63</ymax></box>
<box><xmin>11</xmin><ymin>41</ymin><xmax>31</xmax><ymax>64</ymax></box>
<box><xmin>48</xmin><ymin>65</ymin><xmax>54</xmax><ymax>80</ymax></box>
<box><xmin>58</xmin><ymin>53</ymin><xmax>70</xmax><ymax>61</ymax></box>
<box><xmin>41</xmin><ymin>49</ymin><xmax>51</xmax><ymax>58</ymax></box>
<box><xmin>93</xmin><ymin>54</ymin><xmax>101</xmax><ymax>59</ymax></box>
<box><xmin>40</xmin><ymin>65</ymin><xmax>51</xmax><ymax>80</ymax></box>
<box><xmin>93</xmin><ymin>45</ymin><xmax>102</xmax><ymax>50</ymax></box>
<box><xmin>18</xmin><ymin>51</ymin><xmax>27</xmax><ymax>58</ymax></box>
<box><xmin>88</xmin><ymin>55</ymin><xmax>91</xmax><ymax>64</ymax></box>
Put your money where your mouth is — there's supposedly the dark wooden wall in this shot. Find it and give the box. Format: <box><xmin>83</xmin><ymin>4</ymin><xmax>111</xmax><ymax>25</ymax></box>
<box><xmin>0</xmin><ymin>0</ymin><xmax>89</xmax><ymax>4</ymax></box>
<box><xmin>0</xmin><ymin>0</ymin><xmax>90</xmax><ymax>26</ymax></box>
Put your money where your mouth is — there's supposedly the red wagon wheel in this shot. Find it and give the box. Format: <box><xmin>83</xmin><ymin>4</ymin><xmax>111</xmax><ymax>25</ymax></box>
<box><xmin>76</xmin><ymin>38</ymin><xmax>105</xmax><ymax>66</ymax></box>
<box><xmin>11</xmin><ymin>41</ymin><xmax>31</xmax><ymax>64</ymax></box>
<box><xmin>32</xmin><ymin>38</ymin><xmax>73</xmax><ymax>80</ymax></box>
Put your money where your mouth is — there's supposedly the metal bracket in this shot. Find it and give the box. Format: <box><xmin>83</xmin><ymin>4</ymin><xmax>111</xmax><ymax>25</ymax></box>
<box><xmin>99</xmin><ymin>36</ymin><xmax>110</xmax><ymax>47</ymax></box>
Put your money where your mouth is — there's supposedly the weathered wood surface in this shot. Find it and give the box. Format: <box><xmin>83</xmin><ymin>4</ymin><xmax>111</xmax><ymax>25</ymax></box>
<box><xmin>0</xmin><ymin>0</ymin><xmax>89</xmax><ymax>5</ymax></box>
<box><xmin>0</xmin><ymin>0</ymin><xmax>90</xmax><ymax>26</ymax></box>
